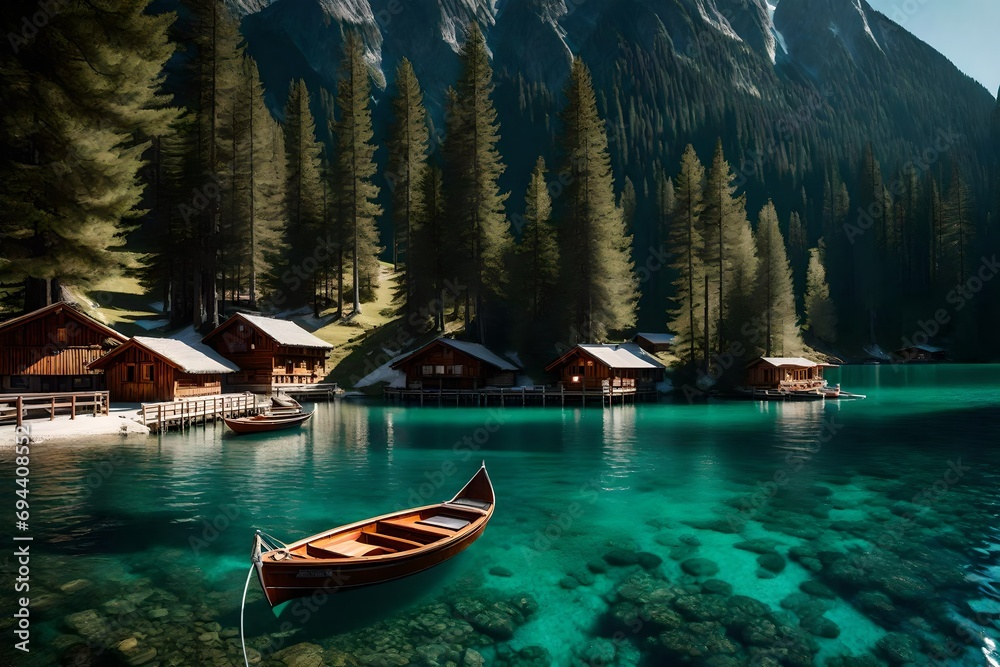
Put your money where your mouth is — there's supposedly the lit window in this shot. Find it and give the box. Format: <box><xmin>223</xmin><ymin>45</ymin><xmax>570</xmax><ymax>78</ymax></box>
<box><xmin>56</xmin><ymin>327</ymin><xmax>68</xmax><ymax>343</ymax></box>
<box><xmin>435</xmin><ymin>365</ymin><xmax>445</xmax><ymax>375</ymax></box>
<box><xmin>422</xmin><ymin>365</ymin><xmax>434</xmax><ymax>376</ymax></box>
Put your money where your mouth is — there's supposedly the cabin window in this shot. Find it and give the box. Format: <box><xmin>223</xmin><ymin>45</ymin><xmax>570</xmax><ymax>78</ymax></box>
<box><xmin>125</xmin><ymin>364</ymin><xmax>136</xmax><ymax>383</ymax></box>
<box><xmin>10</xmin><ymin>376</ymin><xmax>28</xmax><ymax>389</ymax></box>
<box><xmin>300</xmin><ymin>361</ymin><xmax>307</xmax><ymax>369</ymax></box>
<box><xmin>450</xmin><ymin>365</ymin><xmax>463</xmax><ymax>375</ymax></box>
<box><xmin>435</xmin><ymin>365</ymin><xmax>445</xmax><ymax>375</ymax></box>
<box><xmin>421</xmin><ymin>365</ymin><xmax>434</xmax><ymax>376</ymax></box>
<box><xmin>140</xmin><ymin>363</ymin><xmax>154</xmax><ymax>382</ymax></box>
<box><xmin>56</xmin><ymin>327</ymin><xmax>68</xmax><ymax>343</ymax></box>
<box><xmin>72</xmin><ymin>377</ymin><xmax>92</xmax><ymax>389</ymax></box>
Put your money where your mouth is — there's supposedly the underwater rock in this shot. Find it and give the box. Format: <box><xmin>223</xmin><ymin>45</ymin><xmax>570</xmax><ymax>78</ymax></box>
<box><xmin>660</xmin><ymin>621</ymin><xmax>739</xmax><ymax>660</ymax></box>
<box><xmin>493</xmin><ymin>645</ymin><xmax>552</xmax><ymax>667</ymax></box>
<box><xmin>680</xmin><ymin>534</ymin><xmax>702</xmax><ymax>547</ymax></box>
<box><xmin>489</xmin><ymin>566</ymin><xmax>513</xmax><ymax>578</ymax></box>
<box><xmin>825</xmin><ymin>655</ymin><xmax>888</xmax><ymax>667</ymax></box>
<box><xmin>684</xmin><ymin>518</ymin><xmax>745</xmax><ymax>534</ymax></box>
<box><xmin>800</xmin><ymin>614</ymin><xmax>841</xmax><ymax>638</ymax></box>
<box><xmin>799</xmin><ymin>581</ymin><xmax>837</xmax><ymax>599</ymax></box>
<box><xmin>674</xmin><ymin>595</ymin><xmax>730</xmax><ymax>622</ymax></box>
<box><xmin>60</xmin><ymin>579</ymin><xmax>91</xmax><ymax>594</ymax></box>
<box><xmin>702</xmin><ymin>579</ymin><xmax>733</xmax><ymax>596</ymax></box>
<box><xmin>757</xmin><ymin>554</ymin><xmax>786</xmax><ymax>573</ymax></box>
<box><xmin>734</xmin><ymin>540</ymin><xmax>780</xmax><ymax>555</ymax></box>
<box><xmin>647</xmin><ymin>604</ymin><xmax>685</xmax><ymax>631</ymax></box>
<box><xmin>669</xmin><ymin>545</ymin><xmax>699</xmax><ymax>561</ymax></box>
<box><xmin>737</xmin><ymin>617</ymin><xmax>778</xmax><ymax>645</ymax></box>
<box><xmin>559</xmin><ymin>576</ymin><xmax>580</xmax><ymax>590</ymax></box>
<box><xmin>604</xmin><ymin>549</ymin><xmax>640</xmax><ymax>567</ymax></box>
<box><xmin>636</xmin><ymin>552</ymin><xmax>663</xmax><ymax>570</ymax></box>
<box><xmin>63</xmin><ymin>609</ymin><xmax>108</xmax><ymax>643</ymax></box>
<box><xmin>59</xmin><ymin>643</ymin><xmax>97</xmax><ymax>667</ymax></box>
<box><xmin>681</xmin><ymin>558</ymin><xmax>720</xmax><ymax>577</ymax></box>
<box><xmin>587</xmin><ymin>559</ymin><xmax>609</xmax><ymax>574</ymax></box>
<box><xmin>780</xmin><ymin>592</ymin><xmax>833</xmax><ymax>619</ymax></box>
<box><xmin>756</xmin><ymin>569</ymin><xmax>778</xmax><ymax>579</ymax></box>
<box><xmin>875</xmin><ymin>633</ymin><xmax>921</xmax><ymax>664</ymax></box>
<box><xmin>569</xmin><ymin>569</ymin><xmax>596</xmax><ymax>586</ymax></box>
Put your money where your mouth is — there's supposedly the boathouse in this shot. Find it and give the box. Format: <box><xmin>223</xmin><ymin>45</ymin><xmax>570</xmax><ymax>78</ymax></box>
<box><xmin>88</xmin><ymin>337</ymin><xmax>239</xmax><ymax>403</ymax></box>
<box><xmin>545</xmin><ymin>343</ymin><xmax>666</xmax><ymax>393</ymax></box>
<box><xmin>202</xmin><ymin>314</ymin><xmax>334</xmax><ymax>392</ymax></box>
<box><xmin>894</xmin><ymin>344</ymin><xmax>947</xmax><ymax>363</ymax></box>
<box><xmin>633</xmin><ymin>333</ymin><xmax>675</xmax><ymax>354</ymax></box>
<box><xmin>745</xmin><ymin>357</ymin><xmax>831</xmax><ymax>390</ymax></box>
<box><xmin>0</xmin><ymin>302</ymin><xmax>127</xmax><ymax>393</ymax></box>
<box><xmin>391</xmin><ymin>338</ymin><xmax>519</xmax><ymax>391</ymax></box>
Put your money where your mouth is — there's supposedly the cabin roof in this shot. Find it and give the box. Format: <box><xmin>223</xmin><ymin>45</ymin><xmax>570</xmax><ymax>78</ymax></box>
<box><xmin>89</xmin><ymin>337</ymin><xmax>240</xmax><ymax>374</ymax></box>
<box><xmin>896</xmin><ymin>344</ymin><xmax>945</xmax><ymax>354</ymax></box>
<box><xmin>0</xmin><ymin>301</ymin><xmax>127</xmax><ymax>342</ymax></box>
<box><xmin>546</xmin><ymin>343</ymin><xmax>666</xmax><ymax>371</ymax></box>
<box><xmin>392</xmin><ymin>338</ymin><xmax>519</xmax><ymax>372</ymax></box>
<box><xmin>204</xmin><ymin>313</ymin><xmax>333</xmax><ymax>349</ymax></box>
<box><xmin>751</xmin><ymin>357</ymin><xmax>828</xmax><ymax>369</ymax></box>
<box><xmin>635</xmin><ymin>332</ymin><xmax>676</xmax><ymax>345</ymax></box>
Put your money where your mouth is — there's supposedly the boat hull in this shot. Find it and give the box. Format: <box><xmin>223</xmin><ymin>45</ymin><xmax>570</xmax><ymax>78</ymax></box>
<box><xmin>254</xmin><ymin>520</ymin><xmax>488</xmax><ymax>606</ymax></box>
<box><xmin>224</xmin><ymin>411</ymin><xmax>312</xmax><ymax>434</ymax></box>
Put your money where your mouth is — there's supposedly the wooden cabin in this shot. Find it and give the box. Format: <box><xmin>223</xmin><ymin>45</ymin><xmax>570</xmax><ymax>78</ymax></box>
<box><xmin>894</xmin><ymin>344</ymin><xmax>947</xmax><ymax>363</ymax></box>
<box><xmin>0</xmin><ymin>302</ymin><xmax>127</xmax><ymax>393</ymax></box>
<box><xmin>391</xmin><ymin>338</ymin><xmax>519</xmax><ymax>391</ymax></box>
<box><xmin>202</xmin><ymin>314</ymin><xmax>334</xmax><ymax>392</ymax></box>
<box><xmin>633</xmin><ymin>333</ymin><xmax>675</xmax><ymax>354</ymax></box>
<box><xmin>88</xmin><ymin>337</ymin><xmax>239</xmax><ymax>403</ymax></box>
<box><xmin>745</xmin><ymin>357</ymin><xmax>831</xmax><ymax>390</ymax></box>
<box><xmin>546</xmin><ymin>344</ymin><xmax>666</xmax><ymax>392</ymax></box>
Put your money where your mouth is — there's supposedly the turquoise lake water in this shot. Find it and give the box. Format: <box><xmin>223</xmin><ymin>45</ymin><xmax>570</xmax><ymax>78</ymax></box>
<box><xmin>3</xmin><ymin>364</ymin><xmax>1000</xmax><ymax>666</ymax></box>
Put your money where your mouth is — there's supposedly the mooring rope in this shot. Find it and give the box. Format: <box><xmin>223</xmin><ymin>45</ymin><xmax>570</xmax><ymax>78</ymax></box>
<box><xmin>240</xmin><ymin>563</ymin><xmax>255</xmax><ymax>667</ymax></box>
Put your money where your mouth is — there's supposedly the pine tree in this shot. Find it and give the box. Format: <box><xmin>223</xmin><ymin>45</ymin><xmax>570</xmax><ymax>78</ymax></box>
<box><xmin>804</xmin><ymin>245</ymin><xmax>837</xmax><ymax>343</ymax></box>
<box><xmin>943</xmin><ymin>164</ymin><xmax>975</xmax><ymax>283</ymax></box>
<box><xmin>442</xmin><ymin>23</ymin><xmax>512</xmax><ymax>342</ymax></box>
<box><xmin>667</xmin><ymin>145</ymin><xmax>706</xmax><ymax>363</ymax></box>
<box><xmin>0</xmin><ymin>0</ymin><xmax>178</xmax><ymax>309</ymax></box>
<box><xmin>754</xmin><ymin>202</ymin><xmax>802</xmax><ymax>356</ymax></box>
<box><xmin>335</xmin><ymin>32</ymin><xmax>383</xmax><ymax>314</ymax></box>
<box><xmin>516</xmin><ymin>157</ymin><xmax>559</xmax><ymax>322</ymax></box>
<box><xmin>387</xmin><ymin>59</ymin><xmax>429</xmax><ymax>314</ymax></box>
<box><xmin>557</xmin><ymin>58</ymin><xmax>638</xmax><ymax>344</ymax></box>
<box><xmin>281</xmin><ymin>80</ymin><xmax>325</xmax><ymax>312</ymax></box>
<box><xmin>412</xmin><ymin>165</ymin><xmax>448</xmax><ymax>331</ymax></box>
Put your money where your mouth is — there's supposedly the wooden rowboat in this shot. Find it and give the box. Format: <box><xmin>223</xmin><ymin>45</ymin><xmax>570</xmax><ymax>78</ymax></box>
<box><xmin>224</xmin><ymin>410</ymin><xmax>313</xmax><ymax>435</ymax></box>
<box><xmin>251</xmin><ymin>463</ymin><xmax>495</xmax><ymax>606</ymax></box>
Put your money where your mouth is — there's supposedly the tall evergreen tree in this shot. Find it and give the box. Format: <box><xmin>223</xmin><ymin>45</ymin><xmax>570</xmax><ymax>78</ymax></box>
<box><xmin>557</xmin><ymin>59</ymin><xmax>638</xmax><ymax>344</ymax></box>
<box><xmin>412</xmin><ymin>165</ymin><xmax>448</xmax><ymax>332</ymax></box>
<box><xmin>804</xmin><ymin>245</ymin><xmax>837</xmax><ymax>344</ymax></box>
<box><xmin>0</xmin><ymin>0</ymin><xmax>178</xmax><ymax>310</ymax></box>
<box><xmin>387</xmin><ymin>59</ymin><xmax>429</xmax><ymax>313</ymax></box>
<box><xmin>943</xmin><ymin>164</ymin><xmax>975</xmax><ymax>283</ymax></box>
<box><xmin>281</xmin><ymin>80</ymin><xmax>325</xmax><ymax>312</ymax></box>
<box><xmin>334</xmin><ymin>32</ymin><xmax>383</xmax><ymax>314</ymax></box>
<box><xmin>516</xmin><ymin>157</ymin><xmax>559</xmax><ymax>322</ymax></box>
<box><xmin>667</xmin><ymin>145</ymin><xmax>706</xmax><ymax>363</ymax></box>
<box><xmin>442</xmin><ymin>23</ymin><xmax>512</xmax><ymax>342</ymax></box>
<box><xmin>754</xmin><ymin>202</ymin><xmax>801</xmax><ymax>356</ymax></box>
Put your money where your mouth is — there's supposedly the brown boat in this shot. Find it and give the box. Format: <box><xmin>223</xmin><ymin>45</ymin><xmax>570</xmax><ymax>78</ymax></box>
<box><xmin>224</xmin><ymin>410</ymin><xmax>313</xmax><ymax>435</ymax></box>
<box><xmin>251</xmin><ymin>463</ymin><xmax>495</xmax><ymax>606</ymax></box>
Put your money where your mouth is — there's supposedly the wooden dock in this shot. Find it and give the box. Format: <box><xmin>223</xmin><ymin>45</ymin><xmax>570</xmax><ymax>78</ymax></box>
<box><xmin>0</xmin><ymin>391</ymin><xmax>110</xmax><ymax>427</ymax></box>
<box><xmin>384</xmin><ymin>383</ymin><xmax>657</xmax><ymax>407</ymax></box>
<box><xmin>140</xmin><ymin>393</ymin><xmax>265</xmax><ymax>433</ymax></box>
<box><xmin>274</xmin><ymin>383</ymin><xmax>343</xmax><ymax>401</ymax></box>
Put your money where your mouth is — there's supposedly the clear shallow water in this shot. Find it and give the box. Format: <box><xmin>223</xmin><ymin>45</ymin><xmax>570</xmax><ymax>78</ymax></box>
<box><xmin>2</xmin><ymin>365</ymin><xmax>1000</xmax><ymax>666</ymax></box>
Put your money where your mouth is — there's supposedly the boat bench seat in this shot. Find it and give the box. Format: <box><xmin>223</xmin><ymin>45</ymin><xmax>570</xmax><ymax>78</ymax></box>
<box><xmin>306</xmin><ymin>541</ymin><xmax>390</xmax><ymax>559</ymax></box>
<box><xmin>417</xmin><ymin>515</ymin><xmax>470</xmax><ymax>531</ymax></box>
<box><xmin>382</xmin><ymin>518</ymin><xmax>456</xmax><ymax>539</ymax></box>
<box><xmin>448</xmin><ymin>498</ymin><xmax>492</xmax><ymax>511</ymax></box>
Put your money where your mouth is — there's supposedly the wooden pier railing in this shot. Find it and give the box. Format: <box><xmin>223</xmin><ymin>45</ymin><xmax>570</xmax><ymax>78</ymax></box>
<box><xmin>274</xmin><ymin>383</ymin><xmax>342</xmax><ymax>401</ymax></box>
<box><xmin>384</xmin><ymin>382</ymin><xmax>658</xmax><ymax>407</ymax></box>
<box><xmin>140</xmin><ymin>393</ymin><xmax>264</xmax><ymax>433</ymax></box>
<box><xmin>0</xmin><ymin>391</ymin><xmax>110</xmax><ymax>427</ymax></box>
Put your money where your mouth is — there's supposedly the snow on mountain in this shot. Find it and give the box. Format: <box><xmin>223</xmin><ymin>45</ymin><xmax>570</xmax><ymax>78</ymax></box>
<box><xmin>767</xmin><ymin>2</ymin><xmax>788</xmax><ymax>63</ymax></box>
<box><xmin>851</xmin><ymin>0</ymin><xmax>883</xmax><ymax>51</ymax></box>
<box><xmin>226</xmin><ymin>0</ymin><xmax>275</xmax><ymax>16</ymax></box>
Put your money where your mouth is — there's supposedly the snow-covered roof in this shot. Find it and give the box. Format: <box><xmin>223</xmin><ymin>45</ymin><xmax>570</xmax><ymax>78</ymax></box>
<box><xmin>577</xmin><ymin>344</ymin><xmax>662</xmax><ymax>370</ymax></box>
<box><xmin>897</xmin><ymin>344</ymin><xmax>945</xmax><ymax>354</ymax></box>
<box><xmin>755</xmin><ymin>357</ymin><xmax>821</xmax><ymax>368</ymax></box>
<box><xmin>635</xmin><ymin>333</ymin><xmax>676</xmax><ymax>345</ymax></box>
<box><xmin>131</xmin><ymin>337</ymin><xmax>239</xmax><ymax>374</ymax></box>
<box><xmin>222</xmin><ymin>314</ymin><xmax>333</xmax><ymax>349</ymax></box>
<box><xmin>392</xmin><ymin>338</ymin><xmax>520</xmax><ymax>372</ymax></box>
<box><xmin>438</xmin><ymin>339</ymin><xmax>520</xmax><ymax>371</ymax></box>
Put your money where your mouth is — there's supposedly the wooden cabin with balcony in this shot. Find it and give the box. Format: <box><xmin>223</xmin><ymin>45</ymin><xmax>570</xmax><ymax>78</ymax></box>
<box><xmin>202</xmin><ymin>313</ymin><xmax>334</xmax><ymax>392</ymax></box>
<box><xmin>0</xmin><ymin>302</ymin><xmax>127</xmax><ymax>393</ymax></box>
<box><xmin>894</xmin><ymin>344</ymin><xmax>948</xmax><ymax>363</ymax></box>
<box><xmin>88</xmin><ymin>336</ymin><xmax>239</xmax><ymax>403</ymax></box>
<box><xmin>745</xmin><ymin>357</ymin><xmax>832</xmax><ymax>390</ymax></box>
<box><xmin>391</xmin><ymin>338</ymin><xmax>519</xmax><ymax>391</ymax></box>
<box><xmin>545</xmin><ymin>343</ymin><xmax>666</xmax><ymax>395</ymax></box>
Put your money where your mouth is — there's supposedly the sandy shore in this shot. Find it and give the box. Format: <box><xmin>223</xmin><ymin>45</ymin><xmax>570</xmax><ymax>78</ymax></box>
<box><xmin>0</xmin><ymin>407</ymin><xmax>149</xmax><ymax>444</ymax></box>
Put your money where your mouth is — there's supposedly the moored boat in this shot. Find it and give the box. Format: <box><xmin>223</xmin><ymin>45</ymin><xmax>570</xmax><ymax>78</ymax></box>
<box><xmin>251</xmin><ymin>463</ymin><xmax>495</xmax><ymax>606</ymax></box>
<box><xmin>224</xmin><ymin>410</ymin><xmax>313</xmax><ymax>434</ymax></box>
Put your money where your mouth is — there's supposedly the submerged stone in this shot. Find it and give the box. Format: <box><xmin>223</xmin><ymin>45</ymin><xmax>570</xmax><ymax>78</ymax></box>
<box><xmin>586</xmin><ymin>559</ymin><xmax>609</xmax><ymax>574</ymax></box>
<box><xmin>734</xmin><ymin>540</ymin><xmax>780</xmax><ymax>555</ymax></box>
<box><xmin>875</xmin><ymin>633</ymin><xmax>921</xmax><ymax>664</ymax></box>
<box><xmin>757</xmin><ymin>553</ymin><xmax>786</xmax><ymax>573</ymax></box>
<box><xmin>636</xmin><ymin>552</ymin><xmax>663</xmax><ymax>570</ymax></box>
<box><xmin>577</xmin><ymin>638</ymin><xmax>616</xmax><ymax>665</ymax></box>
<box><xmin>702</xmin><ymin>579</ymin><xmax>733</xmax><ymax>596</ymax></box>
<box><xmin>604</xmin><ymin>549</ymin><xmax>640</xmax><ymax>566</ymax></box>
<box><xmin>800</xmin><ymin>614</ymin><xmax>840</xmax><ymax>638</ymax></box>
<box><xmin>799</xmin><ymin>580</ymin><xmax>837</xmax><ymax>599</ymax></box>
<box><xmin>489</xmin><ymin>566</ymin><xmax>513</xmax><ymax>577</ymax></box>
<box><xmin>681</xmin><ymin>558</ymin><xmax>720</xmax><ymax>577</ymax></box>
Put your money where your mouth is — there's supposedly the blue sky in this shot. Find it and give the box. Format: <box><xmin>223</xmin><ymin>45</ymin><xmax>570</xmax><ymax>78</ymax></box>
<box><xmin>866</xmin><ymin>0</ymin><xmax>999</xmax><ymax>96</ymax></box>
